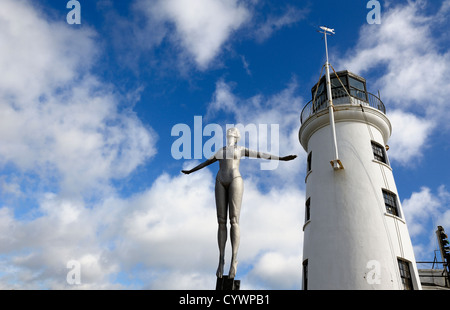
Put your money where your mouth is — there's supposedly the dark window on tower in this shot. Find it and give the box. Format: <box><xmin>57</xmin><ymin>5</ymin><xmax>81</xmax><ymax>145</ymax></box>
<box><xmin>302</xmin><ymin>259</ymin><xmax>308</xmax><ymax>290</ymax></box>
<box><xmin>383</xmin><ymin>189</ymin><xmax>400</xmax><ymax>217</ymax></box>
<box><xmin>398</xmin><ymin>259</ymin><xmax>414</xmax><ymax>290</ymax></box>
<box><xmin>372</xmin><ymin>141</ymin><xmax>388</xmax><ymax>165</ymax></box>
<box><xmin>330</xmin><ymin>76</ymin><xmax>348</xmax><ymax>100</ymax></box>
<box><xmin>307</xmin><ymin>151</ymin><xmax>312</xmax><ymax>172</ymax></box>
<box><xmin>331</xmin><ymin>77</ymin><xmax>346</xmax><ymax>89</ymax></box>
<box><xmin>305</xmin><ymin>198</ymin><xmax>311</xmax><ymax>222</ymax></box>
<box><xmin>349</xmin><ymin>76</ymin><xmax>367</xmax><ymax>101</ymax></box>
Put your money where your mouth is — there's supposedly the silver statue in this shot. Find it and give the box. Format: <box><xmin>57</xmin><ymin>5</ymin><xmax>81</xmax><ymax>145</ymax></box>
<box><xmin>182</xmin><ymin>127</ymin><xmax>296</xmax><ymax>279</ymax></box>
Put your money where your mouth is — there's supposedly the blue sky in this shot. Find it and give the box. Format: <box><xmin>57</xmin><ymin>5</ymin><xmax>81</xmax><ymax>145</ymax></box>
<box><xmin>0</xmin><ymin>0</ymin><xmax>449</xmax><ymax>289</ymax></box>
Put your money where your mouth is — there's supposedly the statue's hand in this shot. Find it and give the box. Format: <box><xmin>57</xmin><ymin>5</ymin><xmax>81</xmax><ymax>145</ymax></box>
<box><xmin>181</xmin><ymin>170</ymin><xmax>191</xmax><ymax>175</ymax></box>
<box><xmin>280</xmin><ymin>155</ymin><xmax>297</xmax><ymax>161</ymax></box>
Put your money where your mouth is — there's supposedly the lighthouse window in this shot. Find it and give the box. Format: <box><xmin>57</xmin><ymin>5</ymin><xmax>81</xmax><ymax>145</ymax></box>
<box><xmin>302</xmin><ymin>259</ymin><xmax>308</xmax><ymax>290</ymax></box>
<box><xmin>305</xmin><ymin>198</ymin><xmax>311</xmax><ymax>222</ymax></box>
<box><xmin>311</xmin><ymin>82</ymin><xmax>326</xmax><ymax>111</ymax></box>
<box><xmin>331</xmin><ymin>77</ymin><xmax>344</xmax><ymax>89</ymax></box>
<box><xmin>315</xmin><ymin>81</ymin><xmax>325</xmax><ymax>96</ymax></box>
<box><xmin>349</xmin><ymin>76</ymin><xmax>365</xmax><ymax>91</ymax></box>
<box><xmin>307</xmin><ymin>151</ymin><xmax>312</xmax><ymax>172</ymax></box>
<box><xmin>311</xmin><ymin>81</ymin><xmax>325</xmax><ymax>100</ymax></box>
<box><xmin>382</xmin><ymin>189</ymin><xmax>400</xmax><ymax>217</ymax></box>
<box><xmin>397</xmin><ymin>259</ymin><xmax>414</xmax><ymax>290</ymax></box>
<box><xmin>371</xmin><ymin>141</ymin><xmax>388</xmax><ymax>165</ymax></box>
<box><xmin>330</xmin><ymin>77</ymin><xmax>348</xmax><ymax>99</ymax></box>
<box><xmin>349</xmin><ymin>76</ymin><xmax>367</xmax><ymax>101</ymax></box>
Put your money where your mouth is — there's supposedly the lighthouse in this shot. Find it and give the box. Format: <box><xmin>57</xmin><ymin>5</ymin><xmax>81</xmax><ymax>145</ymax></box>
<box><xmin>299</xmin><ymin>28</ymin><xmax>422</xmax><ymax>290</ymax></box>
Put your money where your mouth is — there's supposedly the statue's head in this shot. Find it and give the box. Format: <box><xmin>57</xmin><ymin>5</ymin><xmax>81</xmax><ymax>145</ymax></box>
<box><xmin>226</xmin><ymin>127</ymin><xmax>240</xmax><ymax>144</ymax></box>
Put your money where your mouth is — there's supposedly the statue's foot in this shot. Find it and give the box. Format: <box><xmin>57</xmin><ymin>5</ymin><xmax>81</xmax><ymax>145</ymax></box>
<box><xmin>229</xmin><ymin>259</ymin><xmax>238</xmax><ymax>279</ymax></box>
<box><xmin>216</xmin><ymin>260</ymin><xmax>224</xmax><ymax>278</ymax></box>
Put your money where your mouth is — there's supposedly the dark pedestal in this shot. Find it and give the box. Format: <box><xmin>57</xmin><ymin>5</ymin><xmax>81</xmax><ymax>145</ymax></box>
<box><xmin>216</xmin><ymin>276</ymin><xmax>240</xmax><ymax>290</ymax></box>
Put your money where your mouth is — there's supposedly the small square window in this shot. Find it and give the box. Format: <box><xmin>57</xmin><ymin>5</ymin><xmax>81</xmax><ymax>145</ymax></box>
<box><xmin>372</xmin><ymin>141</ymin><xmax>388</xmax><ymax>165</ymax></box>
<box><xmin>383</xmin><ymin>189</ymin><xmax>400</xmax><ymax>217</ymax></box>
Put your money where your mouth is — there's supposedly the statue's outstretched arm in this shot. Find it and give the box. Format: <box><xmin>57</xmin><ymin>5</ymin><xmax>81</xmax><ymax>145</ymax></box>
<box><xmin>244</xmin><ymin>148</ymin><xmax>297</xmax><ymax>161</ymax></box>
<box><xmin>181</xmin><ymin>156</ymin><xmax>218</xmax><ymax>174</ymax></box>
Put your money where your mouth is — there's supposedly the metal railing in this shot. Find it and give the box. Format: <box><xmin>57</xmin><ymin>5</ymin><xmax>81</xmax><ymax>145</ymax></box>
<box><xmin>416</xmin><ymin>260</ymin><xmax>450</xmax><ymax>288</ymax></box>
<box><xmin>300</xmin><ymin>88</ymin><xmax>386</xmax><ymax>124</ymax></box>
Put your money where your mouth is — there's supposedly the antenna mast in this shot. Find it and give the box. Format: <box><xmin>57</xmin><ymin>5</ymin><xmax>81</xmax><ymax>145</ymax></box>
<box><xmin>319</xmin><ymin>26</ymin><xmax>343</xmax><ymax>170</ymax></box>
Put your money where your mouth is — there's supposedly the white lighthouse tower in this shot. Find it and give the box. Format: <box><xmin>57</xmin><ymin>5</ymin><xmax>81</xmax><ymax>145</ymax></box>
<box><xmin>299</xmin><ymin>28</ymin><xmax>422</xmax><ymax>290</ymax></box>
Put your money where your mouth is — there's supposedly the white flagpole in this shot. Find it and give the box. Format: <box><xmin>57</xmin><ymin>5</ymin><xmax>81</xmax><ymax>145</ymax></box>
<box><xmin>320</xmin><ymin>26</ymin><xmax>343</xmax><ymax>170</ymax></box>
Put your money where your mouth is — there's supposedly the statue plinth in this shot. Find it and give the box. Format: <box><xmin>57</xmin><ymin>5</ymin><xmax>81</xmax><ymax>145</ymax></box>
<box><xmin>216</xmin><ymin>276</ymin><xmax>240</xmax><ymax>290</ymax></box>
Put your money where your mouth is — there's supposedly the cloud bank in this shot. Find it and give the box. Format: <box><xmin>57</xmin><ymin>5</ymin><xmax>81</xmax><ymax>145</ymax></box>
<box><xmin>0</xmin><ymin>0</ymin><xmax>305</xmax><ymax>290</ymax></box>
<box><xmin>338</xmin><ymin>1</ymin><xmax>450</xmax><ymax>165</ymax></box>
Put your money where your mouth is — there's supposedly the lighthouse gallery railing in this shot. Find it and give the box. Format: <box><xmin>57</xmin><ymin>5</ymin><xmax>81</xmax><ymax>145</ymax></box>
<box><xmin>300</xmin><ymin>89</ymin><xmax>386</xmax><ymax>124</ymax></box>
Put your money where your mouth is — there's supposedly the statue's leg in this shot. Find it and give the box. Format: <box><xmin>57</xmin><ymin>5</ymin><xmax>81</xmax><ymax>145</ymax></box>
<box><xmin>228</xmin><ymin>177</ymin><xmax>243</xmax><ymax>279</ymax></box>
<box><xmin>215</xmin><ymin>179</ymin><xmax>228</xmax><ymax>278</ymax></box>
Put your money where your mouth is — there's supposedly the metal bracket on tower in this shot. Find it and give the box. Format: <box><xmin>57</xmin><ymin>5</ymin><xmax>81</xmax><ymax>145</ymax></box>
<box><xmin>330</xmin><ymin>159</ymin><xmax>344</xmax><ymax>170</ymax></box>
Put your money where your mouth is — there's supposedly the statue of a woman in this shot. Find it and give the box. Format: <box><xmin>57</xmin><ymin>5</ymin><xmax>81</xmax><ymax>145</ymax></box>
<box><xmin>182</xmin><ymin>127</ymin><xmax>296</xmax><ymax>279</ymax></box>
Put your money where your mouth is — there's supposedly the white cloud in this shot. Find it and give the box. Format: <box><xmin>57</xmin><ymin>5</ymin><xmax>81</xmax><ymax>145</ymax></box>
<box><xmin>339</xmin><ymin>1</ymin><xmax>450</xmax><ymax>114</ymax></box>
<box><xmin>238</xmin><ymin>183</ymin><xmax>304</xmax><ymax>289</ymax></box>
<box><xmin>253</xmin><ymin>6</ymin><xmax>307</xmax><ymax>42</ymax></box>
<box><xmin>0</xmin><ymin>0</ymin><xmax>157</xmax><ymax>289</ymax></box>
<box><xmin>0</xmin><ymin>0</ymin><xmax>157</xmax><ymax>197</ymax></box>
<box><xmin>0</xmin><ymin>0</ymin><xmax>306</xmax><ymax>290</ymax></box>
<box><xmin>142</xmin><ymin>0</ymin><xmax>251</xmax><ymax>69</ymax></box>
<box><xmin>0</xmin><ymin>165</ymin><xmax>304</xmax><ymax>289</ymax></box>
<box><xmin>115</xmin><ymin>170</ymin><xmax>217</xmax><ymax>271</ymax></box>
<box><xmin>107</xmin><ymin>167</ymin><xmax>304</xmax><ymax>289</ymax></box>
<box><xmin>0</xmin><ymin>1</ymin><xmax>96</xmax><ymax>103</ymax></box>
<box><xmin>402</xmin><ymin>185</ymin><xmax>450</xmax><ymax>261</ymax></box>
<box><xmin>108</xmin><ymin>0</ymin><xmax>312</xmax><ymax>74</ymax></box>
<box><xmin>0</xmin><ymin>195</ymin><xmax>121</xmax><ymax>289</ymax></box>
<box><xmin>337</xmin><ymin>1</ymin><xmax>450</xmax><ymax>165</ymax></box>
<box><xmin>402</xmin><ymin>187</ymin><xmax>442</xmax><ymax>237</ymax></box>
<box><xmin>387</xmin><ymin>110</ymin><xmax>434</xmax><ymax>165</ymax></box>
<box><xmin>245</xmin><ymin>252</ymin><xmax>301</xmax><ymax>289</ymax></box>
